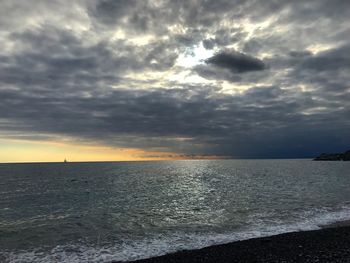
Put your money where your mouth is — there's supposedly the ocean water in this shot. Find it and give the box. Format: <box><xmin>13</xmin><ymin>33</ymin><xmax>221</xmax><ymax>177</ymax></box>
<box><xmin>1</xmin><ymin>159</ymin><xmax>350</xmax><ymax>262</ymax></box>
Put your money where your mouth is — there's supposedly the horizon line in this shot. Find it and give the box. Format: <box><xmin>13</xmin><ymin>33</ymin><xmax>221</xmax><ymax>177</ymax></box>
<box><xmin>0</xmin><ymin>157</ymin><xmax>313</xmax><ymax>164</ymax></box>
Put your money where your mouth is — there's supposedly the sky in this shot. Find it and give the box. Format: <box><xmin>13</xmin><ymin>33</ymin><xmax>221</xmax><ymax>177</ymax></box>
<box><xmin>0</xmin><ymin>0</ymin><xmax>350</xmax><ymax>162</ymax></box>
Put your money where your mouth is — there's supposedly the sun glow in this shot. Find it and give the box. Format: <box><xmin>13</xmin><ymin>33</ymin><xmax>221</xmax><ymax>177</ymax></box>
<box><xmin>0</xmin><ymin>139</ymin><xmax>185</xmax><ymax>163</ymax></box>
<box><xmin>177</xmin><ymin>44</ymin><xmax>215</xmax><ymax>68</ymax></box>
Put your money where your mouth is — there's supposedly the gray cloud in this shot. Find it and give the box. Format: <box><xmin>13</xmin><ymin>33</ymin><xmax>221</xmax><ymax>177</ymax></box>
<box><xmin>300</xmin><ymin>44</ymin><xmax>350</xmax><ymax>72</ymax></box>
<box><xmin>206</xmin><ymin>51</ymin><xmax>266</xmax><ymax>73</ymax></box>
<box><xmin>1</xmin><ymin>81</ymin><xmax>349</xmax><ymax>158</ymax></box>
<box><xmin>289</xmin><ymin>50</ymin><xmax>312</xmax><ymax>58</ymax></box>
<box><xmin>0</xmin><ymin>0</ymin><xmax>350</xmax><ymax>158</ymax></box>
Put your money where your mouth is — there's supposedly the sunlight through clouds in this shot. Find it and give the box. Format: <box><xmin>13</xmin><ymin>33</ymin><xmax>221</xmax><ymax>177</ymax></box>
<box><xmin>0</xmin><ymin>0</ymin><xmax>349</xmax><ymax>161</ymax></box>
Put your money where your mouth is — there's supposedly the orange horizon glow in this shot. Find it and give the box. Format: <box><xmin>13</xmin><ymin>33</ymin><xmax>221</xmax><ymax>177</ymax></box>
<box><xmin>0</xmin><ymin>139</ymin><xmax>228</xmax><ymax>163</ymax></box>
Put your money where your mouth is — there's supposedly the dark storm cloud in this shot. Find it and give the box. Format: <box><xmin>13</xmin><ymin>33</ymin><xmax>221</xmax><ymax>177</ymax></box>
<box><xmin>0</xmin><ymin>0</ymin><xmax>350</xmax><ymax>158</ymax></box>
<box><xmin>206</xmin><ymin>51</ymin><xmax>266</xmax><ymax>73</ymax></box>
<box><xmin>0</xmin><ymin>83</ymin><xmax>349</xmax><ymax>158</ymax></box>
<box><xmin>193</xmin><ymin>51</ymin><xmax>268</xmax><ymax>83</ymax></box>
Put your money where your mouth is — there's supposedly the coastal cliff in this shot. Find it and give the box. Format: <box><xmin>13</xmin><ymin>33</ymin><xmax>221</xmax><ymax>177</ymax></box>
<box><xmin>314</xmin><ymin>150</ymin><xmax>350</xmax><ymax>161</ymax></box>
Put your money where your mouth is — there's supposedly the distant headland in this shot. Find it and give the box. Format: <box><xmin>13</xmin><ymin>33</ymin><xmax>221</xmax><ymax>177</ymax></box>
<box><xmin>314</xmin><ymin>150</ymin><xmax>350</xmax><ymax>161</ymax></box>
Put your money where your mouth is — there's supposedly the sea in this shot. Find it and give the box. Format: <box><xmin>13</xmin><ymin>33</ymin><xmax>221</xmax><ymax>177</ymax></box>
<box><xmin>1</xmin><ymin>159</ymin><xmax>350</xmax><ymax>262</ymax></box>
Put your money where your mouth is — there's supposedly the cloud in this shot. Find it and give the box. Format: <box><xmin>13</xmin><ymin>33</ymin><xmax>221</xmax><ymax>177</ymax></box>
<box><xmin>206</xmin><ymin>51</ymin><xmax>266</xmax><ymax>73</ymax></box>
<box><xmin>193</xmin><ymin>51</ymin><xmax>268</xmax><ymax>83</ymax></box>
<box><xmin>0</xmin><ymin>0</ymin><xmax>350</xmax><ymax>158</ymax></box>
<box><xmin>1</xmin><ymin>82</ymin><xmax>349</xmax><ymax>158</ymax></box>
<box><xmin>289</xmin><ymin>50</ymin><xmax>312</xmax><ymax>58</ymax></box>
<box><xmin>300</xmin><ymin>44</ymin><xmax>350</xmax><ymax>71</ymax></box>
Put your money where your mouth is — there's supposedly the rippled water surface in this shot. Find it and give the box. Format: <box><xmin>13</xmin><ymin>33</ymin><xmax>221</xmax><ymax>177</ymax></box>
<box><xmin>1</xmin><ymin>160</ymin><xmax>350</xmax><ymax>262</ymax></box>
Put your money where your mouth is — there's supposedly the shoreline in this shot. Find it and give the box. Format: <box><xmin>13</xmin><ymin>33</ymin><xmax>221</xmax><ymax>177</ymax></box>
<box><xmin>118</xmin><ymin>223</ymin><xmax>350</xmax><ymax>263</ymax></box>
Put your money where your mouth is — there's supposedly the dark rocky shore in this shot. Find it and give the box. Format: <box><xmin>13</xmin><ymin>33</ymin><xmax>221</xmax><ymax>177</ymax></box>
<box><xmin>314</xmin><ymin>150</ymin><xmax>350</xmax><ymax>161</ymax></box>
<box><xmin>118</xmin><ymin>226</ymin><xmax>350</xmax><ymax>263</ymax></box>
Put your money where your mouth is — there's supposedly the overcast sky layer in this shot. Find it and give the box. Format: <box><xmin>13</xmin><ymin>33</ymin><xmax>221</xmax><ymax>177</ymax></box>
<box><xmin>0</xmin><ymin>0</ymin><xmax>350</xmax><ymax>160</ymax></box>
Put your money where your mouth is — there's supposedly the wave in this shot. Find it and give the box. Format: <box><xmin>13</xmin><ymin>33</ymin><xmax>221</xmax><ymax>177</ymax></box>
<box><xmin>3</xmin><ymin>205</ymin><xmax>350</xmax><ymax>263</ymax></box>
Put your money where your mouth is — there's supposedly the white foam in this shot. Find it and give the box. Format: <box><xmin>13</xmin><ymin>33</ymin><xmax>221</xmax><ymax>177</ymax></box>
<box><xmin>3</xmin><ymin>205</ymin><xmax>350</xmax><ymax>263</ymax></box>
